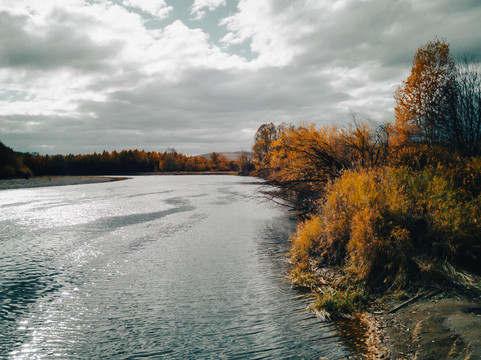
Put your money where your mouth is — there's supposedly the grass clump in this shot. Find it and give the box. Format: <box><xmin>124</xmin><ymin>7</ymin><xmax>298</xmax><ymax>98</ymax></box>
<box><xmin>311</xmin><ymin>286</ymin><xmax>368</xmax><ymax>317</ymax></box>
<box><xmin>290</xmin><ymin>262</ymin><xmax>318</xmax><ymax>289</ymax></box>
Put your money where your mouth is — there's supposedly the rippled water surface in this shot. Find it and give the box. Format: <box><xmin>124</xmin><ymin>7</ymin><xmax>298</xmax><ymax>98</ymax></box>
<box><xmin>0</xmin><ymin>176</ymin><xmax>357</xmax><ymax>359</ymax></box>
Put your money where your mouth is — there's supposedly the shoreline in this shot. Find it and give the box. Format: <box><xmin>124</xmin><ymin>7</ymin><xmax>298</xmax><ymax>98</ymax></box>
<box><xmin>0</xmin><ymin>176</ymin><xmax>129</xmax><ymax>190</ymax></box>
<box><xmin>138</xmin><ymin>171</ymin><xmax>238</xmax><ymax>175</ymax></box>
<box><xmin>363</xmin><ymin>293</ymin><xmax>481</xmax><ymax>359</ymax></box>
<box><xmin>0</xmin><ymin>172</ymin><xmax>240</xmax><ymax>190</ymax></box>
<box><xmin>295</xmin><ymin>264</ymin><xmax>481</xmax><ymax>358</ymax></box>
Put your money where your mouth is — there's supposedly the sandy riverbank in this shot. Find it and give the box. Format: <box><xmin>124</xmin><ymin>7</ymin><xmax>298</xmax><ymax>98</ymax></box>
<box><xmin>360</xmin><ymin>293</ymin><xmax>481</xmax><ymax>359</ymax></box>
<box><xmin>0</xmin><ymin>176</ymin><xmax>128</xmax><ymax>190</ymax></box>
<box><xmin>305</xmin><ymin>265</ymin><xmax>481</xmax><ymax>358</ymax></box>
<box><xmin>377</xmin><ymin>296</ymin><xmax>481</xmax><ymax>359</ymax></box>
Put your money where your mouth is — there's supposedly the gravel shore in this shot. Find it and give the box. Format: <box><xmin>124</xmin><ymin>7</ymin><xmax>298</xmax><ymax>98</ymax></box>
<box><xmin>0</xmin><ymin>176</ymin><xmax>128</xmax><ymax>190</ymax></box>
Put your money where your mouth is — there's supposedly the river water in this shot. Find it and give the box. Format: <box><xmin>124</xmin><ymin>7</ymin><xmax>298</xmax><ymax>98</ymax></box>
<box><xmin>0</xmin><ymin>175</ymin><xmax>360</xmax><ymax>359</ymax></box>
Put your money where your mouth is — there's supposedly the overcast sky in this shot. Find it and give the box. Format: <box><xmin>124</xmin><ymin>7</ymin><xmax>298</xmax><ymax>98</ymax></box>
<box><xmin>1</xmin><ymin>0</ymin><xmax>480</xmax><ymax>155</ymax></box>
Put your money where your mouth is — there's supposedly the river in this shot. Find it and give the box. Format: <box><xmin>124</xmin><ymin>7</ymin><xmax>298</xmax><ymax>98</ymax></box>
<box><xmin>0</xmin><ymin>175</ymin><xmax>361</xmax><ymax>359</ymax></box>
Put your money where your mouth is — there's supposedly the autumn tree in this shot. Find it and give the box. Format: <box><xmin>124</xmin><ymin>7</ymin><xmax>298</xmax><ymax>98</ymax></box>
<box><xmin>209</xmin><ymin>152</ymin><xmax>219</xmax><ymax>170</ymax></box>
<box><xmin>252</xmin><ymin>123</ymin><xmax>282</xmax><ymax>172</ymax></box>
<box><xmin>0</xmin><ymin>141</ymin><xmax>32</xmax><ymax>178</ymax></box>
<box><xmin>159</xmin><ymin>148</ymin><xmax>178</xmax><ymax>172</ymax></box>
<box><xmin>394</xmin><ymin>39</ymin><xmax>456</xmax><ymax>147</ymax></box>
<box><xmin>266</xmin><ymin>124</ymin><xmax>348</xmax><ymax>211</ymax></box>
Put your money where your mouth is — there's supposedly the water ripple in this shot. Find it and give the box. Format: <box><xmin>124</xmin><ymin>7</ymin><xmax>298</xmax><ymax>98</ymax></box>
<box><xmin>0</xmin><ymin>176</ymin><xmax>357</xmax><ymax>359</ymax></box>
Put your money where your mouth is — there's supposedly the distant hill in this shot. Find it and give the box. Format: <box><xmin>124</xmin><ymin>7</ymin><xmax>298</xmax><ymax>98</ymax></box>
<box><xmin>199</xmin><ymin>151</ymin><xmax>253</xmax><ymax>161</ymax></box>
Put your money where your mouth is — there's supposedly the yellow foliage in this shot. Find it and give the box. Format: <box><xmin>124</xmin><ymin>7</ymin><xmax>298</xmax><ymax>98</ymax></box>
<box><xmin>393</xmin><ymin>39</ymin><xmax>455</xmax><ymax>147</ymax></box>
<box><xmin>289</xmin><ymin>215</ymin><xmax>323</xmax><ymax>263</ymax></box>
<box><xmin>263</xmin><ymin>124</ymin><xmax>349</xmax><ymax>210</ymax></box>
<box><xmin>290</xmin><ymin>162</ymin><xmax>481</xmax><ymax>289</ymax></box>
<box><xmin>347</xmin><ymin>206</ymin><xmax>381</xmax><ymax>280</ymax></box>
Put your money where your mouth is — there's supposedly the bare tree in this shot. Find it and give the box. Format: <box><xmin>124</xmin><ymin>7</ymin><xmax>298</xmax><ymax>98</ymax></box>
<box><xmin>451</xmin><ymin>58</ymin><xmax>481</xmax><ymax>156</ymax></box>
<box><xmin>236</xmin><ymin>151</ymin><xmax>253</xmax><ymax>175</ymax></box>
<box><xmin>394</xmin><ymin>40</ymin><xmax>481</xmax><ymax>156</ymax></box>
<box><xmin>342</xmin><ymin>113</ymin><xmax>390</xmax><ymax>168</ymax></box>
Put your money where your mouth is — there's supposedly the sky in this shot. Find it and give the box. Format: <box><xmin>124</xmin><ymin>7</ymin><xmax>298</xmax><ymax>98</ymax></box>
<box><xmin>1</xmin><ymin>0</ymin><xmax>481</xmax><ymax>155</ymax></box>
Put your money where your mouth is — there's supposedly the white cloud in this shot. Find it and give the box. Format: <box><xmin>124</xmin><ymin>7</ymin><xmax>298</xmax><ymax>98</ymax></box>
<box><xmin>122</xmin><ymin>0</ymin><xmax>172</xmax><ymax>19</ymax></box>
<box><xmin>220</xmin><ymin>0</ymin><xmax>319</xmax><ymax>67</ymax></box>
<box><xmin>191</xmin><ymin>0</ymin><xmax>226</xmax><ymax>20</ymax></box>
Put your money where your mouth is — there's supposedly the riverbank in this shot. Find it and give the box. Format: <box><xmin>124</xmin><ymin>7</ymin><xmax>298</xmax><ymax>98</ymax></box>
<box><xmin>377</xmin><ymin>295</ymin><xmax>481</xmax><ymax>359</ymax></box>
<box><xmin>283</xmin><ymin>162</ymin><xmax>481</xmax><ymax>357</ymax></box>
<box><xmin>361</xmin><ymin>291</ymin><xmax>481</xmax><ymax>359</ymax></box>
<box><xmin>0</xmin><ymin>176</ymin><xmax>128</xmax><ymax>190</ymax></box>
<box><xmin>297</xmin><ymin>264</ymin><xmax>481</xmax><ymax>358</ymax></box>
<box><xmin>0</xmin><ymin>173</ymin><xmax>238</xmax><ymax>191</ymax></box>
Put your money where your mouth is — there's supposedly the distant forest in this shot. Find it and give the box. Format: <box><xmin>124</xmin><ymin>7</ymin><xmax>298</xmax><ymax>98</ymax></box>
<box><xmin>0</xmin><ymin>142</ymin><xmax>252</xmax><ymax>178</ymax></box>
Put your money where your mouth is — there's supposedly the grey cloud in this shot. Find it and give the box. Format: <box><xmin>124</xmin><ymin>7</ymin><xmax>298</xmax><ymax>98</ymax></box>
<box><xmin>291</xmin><ymin>0</ymin><xmax>481</xmax><ymax>70</ymax></box>
<box><xmin>1</xmin><ymin>113</ymin><xmax>254</xmax><ymax>154</ymax></box>
<box><xmin>2</xmin><ymin>62</ymin><xmax>346</xmax><ymax>154</ymax></box>
<box><xmin>0</xmin><ymin>56</ymin><xmax>374</xmax><ymax>154</ymax></box>
<box><xmin>0</xmin><ymin>11</ymin><xmax>122</xmax><ymax>71</ymax></box>
<box><xmin>83</xmin><ymin>65</ymin><xmax>348</xmax><ymax>125</ymax></box>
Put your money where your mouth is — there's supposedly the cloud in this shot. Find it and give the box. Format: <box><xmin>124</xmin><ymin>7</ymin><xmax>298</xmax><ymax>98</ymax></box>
<box><xmin>0</xmin><ymin>11</ymin><xmax>121</xmax><ymax>71</ymax></box>
<box><xmin>220</xmin><ymin>0</ymin><xmax>481</xmax><ymax>116</ymax></box>
<box><xmin>191</xmin><ymin>0</ymin><xmax>226</xmax><ymax>20</ymax></box>
<box><xmin>122</xmin><ymin>0</ymin><xmax>173</xmax><ymax>19</ymax></box>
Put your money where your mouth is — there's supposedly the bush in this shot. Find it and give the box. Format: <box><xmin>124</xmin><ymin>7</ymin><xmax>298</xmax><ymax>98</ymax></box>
<box><xmin>289</xmin><ymin>161</ymin><xmax>481</xmax><ymax>293</ymax></box>
<box><xmin>318</xmin><ymin>168</ymin><xmax>419</xmax><ymax>288</ymax></box>
<box><xmin>289</xmin><ymin>215</ymin><xmax>324</xmax><ymax>264</ymax></box>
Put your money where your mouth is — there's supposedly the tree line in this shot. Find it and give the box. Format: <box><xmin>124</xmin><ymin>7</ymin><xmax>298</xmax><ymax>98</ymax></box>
<box><xmin>0</xmin><ymin>145</ymin><xmax>247</xmax><ymax>178</ymax></box>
